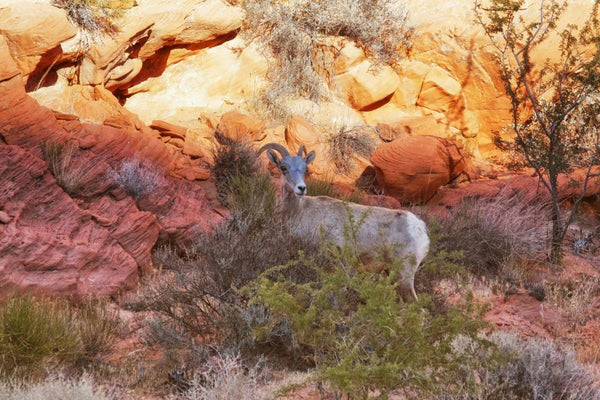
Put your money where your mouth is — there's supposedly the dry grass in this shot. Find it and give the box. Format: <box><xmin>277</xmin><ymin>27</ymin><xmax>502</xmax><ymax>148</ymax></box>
<box><xmin>41</xmin><ymin>140</ymin><xmax>93</xmax><ymax>196</ymax></box>
<box><xmin>243</xmin><ymin>0</ymin><xmax>413</xmax><ymax>121</ymax></box>
<box><xmin>0</xmin><ymin>373</ymin><xmax>126</xmax><ymax>400</ymax></box>
<box><xmin>546</xmin><ymin>276</ymin><xmax>600</xmax><ymax>326</ymax></box>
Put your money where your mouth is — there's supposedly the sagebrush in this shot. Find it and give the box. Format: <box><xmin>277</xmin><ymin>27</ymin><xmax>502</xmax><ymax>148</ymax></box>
<box><xmin>113</xmin><ymin>158</ymin><xmax>164</xmax><ymax>200</ymax></box>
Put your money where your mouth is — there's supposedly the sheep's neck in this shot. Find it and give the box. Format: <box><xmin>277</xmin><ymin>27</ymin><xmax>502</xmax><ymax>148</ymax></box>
<box><xmin>281</xmin><ymin>186</ymin><xmax>302</xmax><ymax>219</ymax></box>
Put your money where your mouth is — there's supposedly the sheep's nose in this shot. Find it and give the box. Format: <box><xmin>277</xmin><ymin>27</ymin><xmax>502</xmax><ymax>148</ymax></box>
<box><xmin>297</xmin><ymin>185</ymin><xmax>306</xmax><ymax>194</ymax></box>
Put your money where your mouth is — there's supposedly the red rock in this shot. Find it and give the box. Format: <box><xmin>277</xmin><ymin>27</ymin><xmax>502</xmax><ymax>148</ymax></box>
<box><xmin>0</xmin><ymin>66</ymin><xmax>222</xmax><ymax>298</ymax></box>
<box><xmin>485</xmin><ymin>291</ymin><xmax>560</xmax><ymax>338</ymax></box>
<box><xmin>370</xmin><ymin>135</ymin><xmax>469</xmax><ymax>203</ymax></box>
<box><xmin>150</xmin><ymin>120</ymin><xmax>188</xmax><ymax>140</ymax></box>
<box><xmin>216</xmin><ymin>111</ymin><xmax>266</xmax><ymax>142</ymax></box>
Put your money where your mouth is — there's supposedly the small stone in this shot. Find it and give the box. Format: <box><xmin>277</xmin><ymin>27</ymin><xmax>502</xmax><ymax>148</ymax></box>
<box><xmin>0</xmin><ymin>211</ymin><xmax>11</xmax><ymax>224</ymax></box>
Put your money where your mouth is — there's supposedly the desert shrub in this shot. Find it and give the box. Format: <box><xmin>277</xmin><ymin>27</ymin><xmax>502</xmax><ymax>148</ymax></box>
<box><xmin>433</xmin><ymin>193</ymin><xmax>548</xmax><ymax>281</ymax></box>
<box><xmin>0</xmin><ymin>373</ymin><xmax>125</xmax><ymax>400</ymax></box>
<box><xmin>133</xmin><ymin>171</ymin><xmax>317</xmax><ymax>351</ymax></box>
<box><xmin>0</xmin><ymin>294</ymin><xmax>120</xmax><ymax>379</ymax></box>
<box><xmin>327</xmin><ymin>126</ymin><xmax>377</xmax><ymax>174</ymax></box>
<box><xmin>243</xmin><ymin>0</ymin><xmax>413</xmax><ymax>121</ymax></box>
<box><xmin>113</xmin><ymin>158</ymin><xmax>164</xmax><ymax>200</ymax></box>
<box><xmin>432</xmin><ymin>331</ymin><xmax>600</xmax><ymax>399</ymax></box>
<box><xmin>306</xmin><ymin>176</ymin><xmax>365</xmax><ymax>204</ymax></box>
<box><xmin>41</xmin><ymin>140</ymin><xmax>93</xmax><ymax>196</ymax></box>
<box><xmin>210</xmin><ymin>137</ymin><xmax>261</xmax><ymax>206</ymax></box>
<box><xmin>244</xmin><ymin>214</ymin><xmax>488</xmax><ymax>398</ymax></box>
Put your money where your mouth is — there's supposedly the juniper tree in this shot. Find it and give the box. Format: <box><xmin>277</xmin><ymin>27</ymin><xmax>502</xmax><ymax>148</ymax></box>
<box><xmin>474</xmin><ymin>0</ymin><xmax>600</xmax><ymax>263</ymax></box>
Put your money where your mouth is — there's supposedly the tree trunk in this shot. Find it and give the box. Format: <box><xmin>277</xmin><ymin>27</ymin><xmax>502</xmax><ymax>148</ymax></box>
<box><xmin>549</xmin><ymin>179</ymin><xmax>564</xmax><ymax>264</ymax></box>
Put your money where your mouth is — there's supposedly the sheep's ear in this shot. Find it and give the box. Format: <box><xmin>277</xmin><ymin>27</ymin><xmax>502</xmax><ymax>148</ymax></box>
<box><xmin>304</xmin><ymin>150</ymin><xmax>316</xmax><ymax>165</ymax></box>
<box><xmin>267</xmin><ymin>149</ymin><xmax>281</xmax><ymax>166</ymax></box>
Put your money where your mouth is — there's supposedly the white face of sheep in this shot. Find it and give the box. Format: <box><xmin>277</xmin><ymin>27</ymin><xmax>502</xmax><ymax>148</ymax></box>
<box><xmin>267</xmin><ymin>146</ymin><xmax>316</xmax><ymax>196</ymax></box>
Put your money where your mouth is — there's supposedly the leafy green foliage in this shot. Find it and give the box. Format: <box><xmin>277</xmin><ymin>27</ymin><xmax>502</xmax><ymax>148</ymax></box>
<box><xmin>244</xmin><ymin>214</ymin><xmax>488</xmax><ymax>398</ymax></box>
<box><xmin>474</xmin><ymin>0</ymin><xmax>600</xmax><ymax>262</ymax></box>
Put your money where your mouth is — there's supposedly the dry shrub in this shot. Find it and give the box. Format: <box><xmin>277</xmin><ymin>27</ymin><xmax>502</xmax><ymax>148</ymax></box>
<box><xmin>113</xmin><ymin>158</ymin><xmax>164</xmax><ymax>200</ymax></box>
<box><xmin>0</xmin><ymin>373</ymin><xmax>125</xmax><ymax>400</ymax></box>
<box><xmin>435</xmin><ymin>192</ymin><xmax>548</xmax><ymax>280</ymax></box>
<box><xmin>131</xmin><ymin>171</ymin><xmax>317</xmax><ymax>351</ymax></box>
<box><xmin>41</xmin><ymin>140</ymin><xmax>93</xmax><ymax>196</ymax></box>
<box><xmin>327</xmin><ymin>126</ymin><xmax>376</xmax><ymax>174</ymax></box>
<box><xmin>243</xmin><ymin>0</ymin><xmax>413</xmax><ymax>121</ymax></box>
<box><xmin>172</xmin><ymin>354</ymin><xmax>268</xmax><ymax>400</ymax></box>
<box><xmin>438</xmin><ymin>331</ymin><xmax>600</xmax><ymax>399</ymax></box>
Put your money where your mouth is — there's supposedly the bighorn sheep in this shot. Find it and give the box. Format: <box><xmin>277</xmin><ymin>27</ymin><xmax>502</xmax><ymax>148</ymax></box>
<box><xmin>258</xmin><ymin>143</ymin><xmax>430</xmax><ymax>300</ymax></box>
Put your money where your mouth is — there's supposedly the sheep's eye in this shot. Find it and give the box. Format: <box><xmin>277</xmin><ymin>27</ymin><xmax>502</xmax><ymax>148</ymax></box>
<box><xmin>280</xmin><ymin>166</ymin><xmax>288</xmax><ymax>174</ymax></box>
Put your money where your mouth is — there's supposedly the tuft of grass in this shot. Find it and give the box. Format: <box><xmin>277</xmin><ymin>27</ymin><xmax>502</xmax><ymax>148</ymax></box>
<box><xmin>243</xmin><ymin>0</ymin><xmax>413</xmax><ymax>121</ymax></box>
<box><xmin>327</xmin><ymin>125</ymin><xmax>376</xmax><ymax>174</ymax></box>
<box><xmin>41</xmin><ymin>140</ymin><xmax>93</xmax><ymax>196</ymax></box>
<box><xmin>113</xmin><ymin>158</ymin><xmax>164</xmax><ymax>200</ymax></box>
<box><xmin>0</xmin><ymin>295</ymin><xmax>80</xmax><ymax>379</ymax></box>
<box><xmin>0</xmin><ymin>294</ymin><xmax>120</xmax><ymax>379</ymax></box>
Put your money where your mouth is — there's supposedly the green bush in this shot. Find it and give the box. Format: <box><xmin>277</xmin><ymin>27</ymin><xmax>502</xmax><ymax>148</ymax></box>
<box><xmin>244</xmin><ymin>215</ymin><xmax>488</xmax><ymax>398</ymax></box>
<box><xmin>0</xmin><ymin>294</ymin><xmax>120</xmax><ymax>379</ymax></box>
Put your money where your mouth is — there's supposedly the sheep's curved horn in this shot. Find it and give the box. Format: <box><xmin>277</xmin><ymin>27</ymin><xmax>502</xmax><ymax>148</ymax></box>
<box><xmin>297</xmin><ymin>145</ymin><xmax>306</xmax><ymax>157</ymax></box>
<box><xmin>257</xmin><ymin>143</ymin><xmax>290</xmax><ymax>157</ymax></box>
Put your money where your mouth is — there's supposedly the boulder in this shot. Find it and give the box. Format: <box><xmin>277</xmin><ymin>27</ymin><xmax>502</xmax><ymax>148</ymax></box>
<box><xmin>417</xmin><ymin>66</ymin><xmax>463</xmax><ymax>113</ymax></box>
<box><xmin>336</xmin><ymin>60</ymin><xmax>400</xmax><ymax>110</ymax></box>
<box><xmin>0</xmin><ymin>2</ymin><xmax>76</xmax><ymax>78</ymax></box>
<box><xmin>370</xmin><ymin>135</ymin><xmax>469</xmax><ymax>203</ymax></box>
<box><xmin>216</xmin><ymin>111</ymin><xmax>266</xmax><ymax>142</ymax></box>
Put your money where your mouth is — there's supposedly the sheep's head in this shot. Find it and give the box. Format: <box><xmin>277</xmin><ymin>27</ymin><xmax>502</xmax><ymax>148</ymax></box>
<box><xmin>259</xmin><ymin>143</ymin><xmax>315</xmax><ymax>196</ymax></box>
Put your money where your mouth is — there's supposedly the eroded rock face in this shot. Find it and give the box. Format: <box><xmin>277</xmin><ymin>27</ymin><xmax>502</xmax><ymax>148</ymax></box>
<box><xmin>0</xmin><ymin>58</ymin><xmax>222</xmax><ymax>298</ymax></box>
<box><xmin>370</xmin><ymin>135</ymin><xmax>469</xmax><ymax>204</ymax></box>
